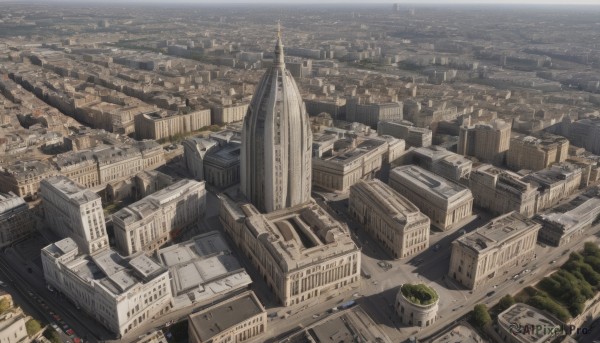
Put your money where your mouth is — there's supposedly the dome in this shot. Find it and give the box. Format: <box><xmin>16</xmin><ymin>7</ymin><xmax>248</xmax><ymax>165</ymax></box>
<box><xmin>241</xmin><ymin>25</ymin><xmax>313</xmax><ymax>213</ymax></box>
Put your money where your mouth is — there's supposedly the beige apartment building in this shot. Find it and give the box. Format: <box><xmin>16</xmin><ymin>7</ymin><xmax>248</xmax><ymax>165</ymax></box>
<box><xmin>188</xmin><ymin>291</ymin><xmax>266</xmax><ymax>343</ymax></box>
<box><xmin>507</xmin><ymin>133</ymin><xmax>569</xmax><ymax>172</ymax></box>
<box><xmin>524</xmin><ymin>162</ymin><xmax>583</xmax><ymax>212</ymax></box>
<box><xmin>219</xmin><ymin>196</ymin><xmax>361</xmax><ymax>307</ymax></box>
<box><xmin>41</xmin><ymin>238</ymin><xmax>172</xmax><ymax>336</ymax></box>
<box><xmin>449</xmin><ymin>211</ymin><xmax>540</xmax><ymax>290</ymax></box>
<box><xmin>469</xmin><ymin>164</ymin><xmax>538</xmax><ymax>217</ymax></box>
<box><xmin>458</xmin><ymin>119</ymin><xmax>511</xmax><ymax>166</ymax></box>
<box><xmin>113</xmin><ymin>179</ymin><xmax>206</xmax><ymax>256</ymax></box>
<box><xmin>41</xmin><ymin>176</ymin><xmax>109</xmax><ymax>255</ymax></box>
<box><xmin>312</xmin><ymin>136</ymin><xmax>404</xmax><ymax>192</ymax></box>
<box><xmin>135</xmin><ymin>109</ymin><xmax>211</xmax><ymax>140</ymax></box>
<box><xmin>389</xmin><ymin>165</ymin><xmax>473</xmax><ymax>231</ymax></box>
<box><xmin>0</xmin><ymin>192</ymin><xmax>35</xmax><ymax>248</ymax></box>
<box><xmin>349</xmin><ymin>179</ymin><xmax>430</xmax><ymax>259</ymax></box>
<box><xmin>0</xmin><ymin>293</ymin><xmax>28</xmax><ymax>343</ymax></box>
<box><xmin>0</xmin><ymin>160</ymin><xmax>56</xmax><ymax>199</ymax></box>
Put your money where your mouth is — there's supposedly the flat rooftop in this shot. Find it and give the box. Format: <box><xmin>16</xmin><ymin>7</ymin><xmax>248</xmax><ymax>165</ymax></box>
<box><xmin>188</xmin><ymin>291</ymin><xmax>264</xmax><ymax>342</ymax></box>
<box><xmin>42</xmin><ymin>175</ymin><xmax>100</xmax><ymax>205</ymax></box>
<box><xmin>457</xmin><ymin>212</ymin><xmax>540</xmax><ymax>253</ymax></box>
<box><xmin>498</xmin><ymin>303</ymin><xmax>561</xmax><ymax>343</ymax></box>
<box><xmin>430</xmin><ymin>324</ymin><xmax>486</xmax><ymax>343</ymax></box>
<box><xmin>157</xmin><ymin>231</ymin><xmax>251</xmax><ymax>303</ymax></box>
<box><xmin>390</xmin><ymin>165</ymin><xmax>472</xmax><ymax>205</ymax></box>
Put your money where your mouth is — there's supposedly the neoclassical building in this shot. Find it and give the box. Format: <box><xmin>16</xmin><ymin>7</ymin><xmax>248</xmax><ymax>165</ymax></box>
<box><xmin>220</xmin><ymin>196</ymin><xmax>360</xmax><ymax>307</ymax></box>
<box><xmin>41</xmin><ymin>238</ymin><xmax>172</xmax><ymax>336</ymax></box>
<box><xmin>41</xmin><ymin>176</ymin><xmax>109</xmax><ymax>255</ymax></box>
<box><xmin>113</xmin><ymin>179</ymin><xmax>206</xmax><ymax>256</ymax></box>
<box><xmin>389</xmin><ymin>165</ymin><xmax>473</xmax><ymax>231</ymax></box>
<box><xmin>240</xmin><ymin>27</ymin><xmax>312</xmax><ymax>213</ymax></box>
<box><xmin>449</xmin><ymin>211</ymin><xmax>540</xmax><ymax>290</ymax></box>
<box><xmin>349</xmin><ymin>179</ymin><xmax>430</xmax><ymax>259</ymax></box>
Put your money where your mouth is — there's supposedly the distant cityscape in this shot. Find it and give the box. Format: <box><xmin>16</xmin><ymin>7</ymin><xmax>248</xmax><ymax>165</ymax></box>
<box><xmin>1</xmin><ymin>2</ymin><xmax>600</xmax><ymax>343</ymax></box>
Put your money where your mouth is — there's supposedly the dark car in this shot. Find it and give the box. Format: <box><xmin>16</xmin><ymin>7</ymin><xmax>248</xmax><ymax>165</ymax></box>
<box><xmin>486</xmin><ymin>291</ymin><xmax>495</xmax><ymax>297</ymax></box>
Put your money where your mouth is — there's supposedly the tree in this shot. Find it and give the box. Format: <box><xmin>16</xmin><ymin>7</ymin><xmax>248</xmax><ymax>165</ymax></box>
<box><xmin>25</xmin><ymin>319</ymin><xmax>41</xmax><ymax>337</ymax></box>
<box><xmin>498</xmin><ymin>294</ymin><xmax>515</xmax><ymax>312</ymax></box>
<box><xmin>473</xmin><ymin>304</ymin><xmax>492</xmax><ymax>329</ymax></box>
<box><xmin>0</xmin><ymin>298</ymin><xmax>10</xmax><ymax>314</ymax></box>
<box><xmin>43</xmin><ymin>328</ymin><xmax>61</xmax><ymax>343</ymax></box>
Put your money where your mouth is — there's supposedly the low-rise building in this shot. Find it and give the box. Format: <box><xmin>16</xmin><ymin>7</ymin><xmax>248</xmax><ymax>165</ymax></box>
<box><xmin>0</xmin><ymin>192</ymin><xmax>35</xmax><ymax>248</ymax></box>
<box><xmin>183</xmin><ymin>132</ymin><xmax>241</xmax><ymax>188</ymax></box>
<box><xmin>449</xmin><ymin>211</ymin><xmax>540</xmax><ymax>290</ymax></box>
<box><xmin>41</xmin><ymin>176</ymin><xmax>109</xmax><ymax>255</ymax></box>
<box><xmin>507</xmin><ymin>133</ymin><xmax>569</xmax><ymax>172</ymax></box>
<box><xmin>429</xmin><ymin>323</ymin><xmax>486</xmax><ymax>343</ymax></box>
<box><xmin>524</xmin><ymin>162</ymin><xmax>583</xmax><ymax>212</ymax></box>
<box><xmin>395</xmin><ymin>283</ymin><xmax>439</xmax><ymax>327</ymax></box>
<box><xmin>377</xmin><ymin>120</ymin><xmax>432</xmax><ymax>147</ymax></box>
<box><xmin>135</xmin><ymin>109</ymin><xmax>211</xmax><ymax>140</ymax></box>
<box><xmin>188</xmin><ymin>291</ymin><xmax>266</xmax><ymax>343</ymax></box>
<box><xmin>469</xmin><ymin>164</ymin><xmax>538</xmax><ymax>217</ymax></box>
<box><xmin>389</xmin><ymin>165</ymin><xmax>473</xmax><ymax>231</ymax></box>
<box><xmin>412</xmin><ymin>145</ymin><xmax>472</xmax><ymax>182</ymax></box>
<box><xmin>278</xmin><ymin>305</ymin><xmax>393</xmax><ymax>342</ymax></box>
<box><xmin>0</xmin><ymin>293</ymin><xmax>28</xmax><ymax>343</ymax></box>
<box><xmin>312</xmin><ymin>136</ymin><xmax>404</xmax><ymax>192</ymax></box>
<box><xmin>536</xmin><ymin>187</ymin><xmax>600</xmax><ymax>247</ymax></box>
<box><xmin>41</xmin><ymin>238</ymin><xmax>172</xmax><ymax>336</ymax></box>
<box><xmin>349</xmin><ymin>180</ymin><xmax>430</xmax><ymax>259</ymax></box>
<box><xmin>156</xmin><ymin>231</ymin><xmax>252</xmax><ymax>309</ymax></box>
<box><xmin>219</xmin><ymin>196</ymin><xmax>361</xmax><ymax>307</ymax></box>
<box><xmin>497</xmin><ymin>303</ymin><xmax>562</xmax><ymax>343</ymax></box>
<box><xmin>0</xmin><ymin>159</ymin><xmax>56</xmax><ymax>200</ymax></box>
<box><xmin>113</xmin><ymin>179</ymin><xmax>206</xmax><ymax>256</ymax></box>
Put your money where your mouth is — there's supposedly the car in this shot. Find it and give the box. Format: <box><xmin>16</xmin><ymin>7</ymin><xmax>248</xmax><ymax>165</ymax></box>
<box><xmin>66</xmin><ymin>329</ymin><xmax>75</xmax><ymax>336</ymax></box>
<box><xmin>550</xmin><ymin>260</ymin><xmax>557</xmax><ymax>264</ymax></box>
<box><xmin>486</xmin><ymin>291</ymin><xmax>496</xmax><ymax>297</ymax></box>
<box><xmin>62</xmin><ymin>324</ymin><xmax>69</xmax><ymax>330</ymax></box>
<box><xmin>51</xmin><ymin>323</ymin><xmax>59</xmax><ymax>330</ymax></box>
<box><xmin>433</xmin><ymin>244</ymin><xmax>440</xmax><ymax>251</ymax></box>
<box><xmin>459</xmin><ymin>230</ymin><xmax>466</xmax><ymax>235</ymax></box>
<box><xmin>519</xmin><ymin>280</ymin><xmax>525</xmax><ymax>284</ymax></box>
<box><xmin>0</xmin><ymin>281</ymin><xmax>5</xmax><ymax>287</ymax></box>
<box><xmin>53</xmin><ymin>315</ymin><xmax>60</xmax><ymax>321</ymax></box>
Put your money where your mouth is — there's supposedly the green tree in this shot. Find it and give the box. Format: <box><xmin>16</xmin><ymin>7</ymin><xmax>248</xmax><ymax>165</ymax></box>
<box><xmin>43</xmin><ymin>328</ymin><xmax>61</xmax><ymax>343</ymax></box>
<box><xmin>0</xmin><ymin>297</ymin><xmax>10</xmax><ymax>314</ymax></box>
<box><xmin>473</xmin><ymin>304</ymin><xmax>492</xmax><ymax>328</ymax></box>
<box><xmin>25</xmin><ymin>319</ymin><xmax>41</xmax><ymax>337</ymax></box>
<box><xmin>498</xmin><ymin>294</ymin><xmax>515</xmax><ymax>312</ymax></box>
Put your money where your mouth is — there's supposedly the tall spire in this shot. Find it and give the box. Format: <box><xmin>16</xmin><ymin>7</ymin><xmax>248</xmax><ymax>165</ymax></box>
<box><xmin>274</xmin><ymin>20</ymin><xmax>285</xmax><ymax>67</ymax></box>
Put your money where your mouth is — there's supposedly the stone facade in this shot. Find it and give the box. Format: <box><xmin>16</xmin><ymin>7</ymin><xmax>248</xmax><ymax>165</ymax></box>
<box><xmin>377</xmin><ymin>120</ymin><xmax>432</xmax><ymax>148</ymax></box>
<box><xmin>219</xmin><ymin>196</ymin><xmax>361</xmax><ymax>307</ymax></box>
<box><xmin>524</xmin><ymin>162</ymin><xmax>583</xmax><ymax>213</ymax></box>
<box><xmin>507</xmin><ymin>133</ymin><xmax>569</xmax><ymax>172</ymax></box>
<box><xmin>240</xmin><ymin>33</ymin><xmax>312</xmax><ymax>213</ymax></box>
<box><xmin>41</xmin><ymin>238</ymin><xmax>172</xmax><ymax>336</ymax></box>
<box><xmin>346</xmin><ymin>97</ymin><xmax>403</xmax><ymax>128</ymax></box>
<box><xmin>469</xmin><ymin>164</ymin><xmax>538</xmax><ymax>217</ymax></box>
<box><xmin>0</xmin><ymin>160</ymin><xmax>56</xmax><ymax>200</ymax></box>
<box><xmin>536</xmin><ymin>187</ymin><xmax>600</xmax><ymax>247</ymax></box>
<box><xmin>458</xmin><ymin>119</ymin><xmax>511</xmax><ymax>166</ymax></box>
<box><xmin>183</xmin><ymin>132</ymin><xmax>241</xmax><ymax>189</ymax></box>
<box><xmin>113</xmin><ymin>179</ymin><xmax>206</xmax><ymax>256</ymax></box>
<box><xmin>449</xmin><ymin>211</ymin><xmax>540</xmax><ymax>290</ymax></box>
<box><xmin>395</xmin><ymin>284</ymin><xmax>439</xmax><ymax>328</ymax></box>
<box><xmin>134</xmin><ymin>109</ymin><xmax>211</xmax><ymax>140</ymax></box>
<box><xmin>312</xmin><ymin>136</ymin><xmax>404</xmax><ymax>192</ymax></box>
<box><xmin>41</xmin><ymin>176</ymin><xmax>109</xmax><ymax>255</ymax></box>
<box><xmin>349</xmin><ymin>180</ymin><xmax>430</xmax><ymax>259</ymax></box>
<box><xmin>412</xmin><ymin>145</ymin><xmax>472</xmax><ymax>182</ymax></box>
<box><xmin>0</xmin><ymin>192</ymin><xmax>35</xmax><ymax>248</ymax></box>
<box><xmin>389</xmin><ymin>165</ymin><xmax>473</xmax><ymax>231</ymax></box>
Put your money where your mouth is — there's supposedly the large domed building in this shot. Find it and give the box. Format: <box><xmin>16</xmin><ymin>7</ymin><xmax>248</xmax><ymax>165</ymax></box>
<box><xmin>218</xmin><ymin>26</ymin><xmax>361</xmax><ymax>307</ymax></box>
<box><xmin>240</xmin><ymin>25</ymin><xmax>312</xmax><ymax>213</ymax></box>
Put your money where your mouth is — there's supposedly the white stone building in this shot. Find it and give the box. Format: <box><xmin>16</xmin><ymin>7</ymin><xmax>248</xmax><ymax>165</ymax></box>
<box><xmin>113</xmin><ymin>179</ymin><xmax>206</xmax><ymax>256</ymax></box>
<box><xmin>349</xmin><ymin>179</ymin><xmax>430</xmax><ymax>259</ymax></box>
<box><xmin>41</xmin><ymin>238</ymin><xmax>172</xmax><ymax>336</ymax></box>
<box><xmin>41</xmin><ymin>176</ymin><xmax>109</xmax><ymax>255</ymax></box>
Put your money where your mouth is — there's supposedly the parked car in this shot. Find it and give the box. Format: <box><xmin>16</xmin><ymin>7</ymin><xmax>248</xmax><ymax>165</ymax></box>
<box><xmin>486</xmin><ymin>291</ymin><xmax>495</xmax><ymax>297</ymax></box>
